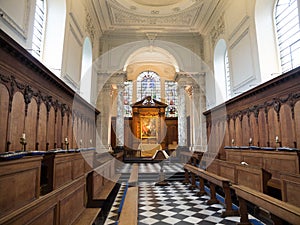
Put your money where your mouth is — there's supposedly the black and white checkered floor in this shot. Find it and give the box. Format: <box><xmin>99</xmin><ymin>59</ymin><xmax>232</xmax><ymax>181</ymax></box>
<box><xmin>104</xmin><ymin>181</ymin><xmax>264</xmax><ymax>225</ymax></box>
<box><xmin>117</xmin><ymin>162</ymin><xmax>184</xmax><ymax>174</ymax></box>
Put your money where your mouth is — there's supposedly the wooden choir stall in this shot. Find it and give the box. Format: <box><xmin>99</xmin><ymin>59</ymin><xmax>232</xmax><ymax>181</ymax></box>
<box><xmin>183</xmin><ymin>66</ymin><xmax>300</xmax><ymax>225</ymax></box>
<box><xmin>0</xmin><ymin>30</ymin><xmax>121</xmax><ymax>225</ymax></box>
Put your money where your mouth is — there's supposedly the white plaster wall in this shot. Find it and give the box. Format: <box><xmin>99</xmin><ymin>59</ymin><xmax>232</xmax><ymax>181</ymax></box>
<box><xmin>0</xmin><ymin>0</ymin><xmax>35</xmax><ymax>49</ymax></box>
<box><xmin>99</xmin><ymin>34</ymin><xmax>204</xmax><ymax>74</ymax></box>
<box><xmin>204</xmin><ymin>0</ymin><xmax>263</xmax><ymax>107</ymax></box>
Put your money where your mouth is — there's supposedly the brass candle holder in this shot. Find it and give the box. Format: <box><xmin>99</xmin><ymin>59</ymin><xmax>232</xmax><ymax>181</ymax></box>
<box><xmin>64</xmin><ymin>138</ymin><xmax>69</xmax><ymax>150</ymax></box>
<box><xmin>249</xmin><ymin>138</ymin><xmax>253</xmax><ymax>146</ymax></box>
<box><xmin>275</xmin><ymin>136</ymin><xmax>280</xmax><ymax>149</ymax></box>
<box><xmin>20</xmin><ymin>133</ymin><xmax>27</xmax><ymax>151</ymax></box>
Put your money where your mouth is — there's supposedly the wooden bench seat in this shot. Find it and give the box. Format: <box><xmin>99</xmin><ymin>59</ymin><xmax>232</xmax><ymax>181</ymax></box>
<box><xmin>72</xmin><ymin>208</ymin><xmax>101</xmax><ymax>225</ymax></box>
<box><xmin>118</xmin><ymin>186</ymin><xmax>139</xmax><ymax>225</ymax></box>
<box><xmin>93</xmin><ymin>174</ymin><xmax>121</xmax><ymax>200</ymax></box>
<box><xmin>128</xmin><ymin>163</ymin><xmax>139</xmax><ymax>187</ymax></box>
<box><xmin>184</xmin><ymin>164</ymin><xmax>238</xmax><ymax>217</ymax></box>
<box><xmin>280</xmin><ymin>173</ymin><xmax>300</xmax><ymax>207</ymax></box>
<box><xmin>233</xmin><ymin>184</ymin><xmax>300</xmax><ymax>225</ymax></box>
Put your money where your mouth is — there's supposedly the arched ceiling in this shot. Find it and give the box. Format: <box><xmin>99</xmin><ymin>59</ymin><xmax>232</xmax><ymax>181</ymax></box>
<box><xmin>92</xmin><ymin>0</ymin><xmax>222</xmax><ymax>34</ymax></box>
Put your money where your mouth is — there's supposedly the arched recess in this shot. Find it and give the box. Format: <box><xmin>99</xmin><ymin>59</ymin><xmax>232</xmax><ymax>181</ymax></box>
<box><xmin>255</xmin><ymin>0</ymin><xmax>280</xmax><ymax>81</ymax></box>
<box><xmin>10</xmin><ymin>92</ymin><xmax>25</xmax><ymax>151</ymax></box>
<box><xmin>0</xmin><ymin>84</ymin><xmax>9</xmax><ymax>152</ymax></box>
<box><xmin>38</xmin><ymin>103</ymin><xmax>47</xmax><ymax>150</ymax></box>
<box><xmin>213</xmin><ymin>39</ymin><xmax>228</xmax><ymax>105</ymax></box>
<box><xmin>42</xmin><ymin>0</ymin><xmax>66</xmax><ymax>76</ymax></box>
<box><xmin>80</xmin><ymin>37</ymin><xmax>93</xmax><ymax>102</ymax></box>
<box><xmin>25</xmin><ymin>98</ymin><xmax>38</xmax><ymax>150</ymax></box>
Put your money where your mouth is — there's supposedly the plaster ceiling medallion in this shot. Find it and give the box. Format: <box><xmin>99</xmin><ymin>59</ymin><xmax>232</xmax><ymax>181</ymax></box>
<box><xmin>111</xmin><ymin>0</ymin><xmax>199</xmax><ymax>16</ymax></box>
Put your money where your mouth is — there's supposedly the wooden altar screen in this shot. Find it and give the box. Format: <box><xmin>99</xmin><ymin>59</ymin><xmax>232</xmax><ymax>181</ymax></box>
<box><xmin>131</xmin><ymin>96</ymin><xmax>168</xmax><ymax>157</ymax></box>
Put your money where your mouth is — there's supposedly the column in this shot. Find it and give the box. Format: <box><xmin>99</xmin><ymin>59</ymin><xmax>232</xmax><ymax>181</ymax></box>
<box><xmin>177</xmin><ymin>83</ymin><xmax>189</xmax><ymax>151</ymax></box>
<box><xmin>191</xmin><ymin>73</ymin><xmax>207</xmax><ymax>152</ymax></box>
<box><xmin>95</xmin><ymin>81</ymin><xmax>112</xmax><ymax>153</ymax></box>
<box><xmin>115</xmin><ymin>84</ymin><xmax>125</xmax><ymax>152</ymax></box>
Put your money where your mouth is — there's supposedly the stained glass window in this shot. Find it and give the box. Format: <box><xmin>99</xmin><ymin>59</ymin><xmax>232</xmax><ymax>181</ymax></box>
<box><xmin>123</xmin><ymin>81</ymin><xmax>133</xmax><ymax>117</ymax></box>
<box><xmin>137</xmin><ymin>71</ymin><xmax>161</xmax><ymax>101</ymax></box>
<box><xmin>165</xmin><ymin>81</ymin><xmax>178</xmax><ymax>117</ymax></box>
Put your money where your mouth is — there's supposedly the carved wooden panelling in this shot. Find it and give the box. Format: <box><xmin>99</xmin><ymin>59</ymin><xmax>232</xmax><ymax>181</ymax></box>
<box><xmin>0</xmin><ymin>84</ymin><xmax>9</xmax><ymax>152</ymax></box>
<box><xmin>10</xmin><ymin>92</ymin><xmax>25</xmax><ymax>151</ymax></box>
<box><xmin>25</xmin><ymin>99</ymin><xmax>37</xmax><ymax>150</ymax></box>
<box><xmin>0</xmin><ymin>30</ymin><xmax>99</xmax><ymax>152</ymax></box>
<box><xmin>204</xmin><ymin>67</ymin><xmax>300</xmax><ymax>152</ymax></box>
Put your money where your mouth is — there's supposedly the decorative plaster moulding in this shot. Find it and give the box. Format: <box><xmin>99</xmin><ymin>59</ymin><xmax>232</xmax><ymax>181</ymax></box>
<box><xmin>0</xmin><ymin>0</ymin><xmax>30</xmax><ymax>40</ymax></box>
<box><xmin>107</xmin><ymin>0</ymin><xmax>202</xmax><ymax>28</ymax></box>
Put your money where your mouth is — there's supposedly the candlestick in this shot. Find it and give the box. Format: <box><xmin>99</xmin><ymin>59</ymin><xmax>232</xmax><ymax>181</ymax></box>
<box><xmin>64</xmin><ymin>137</ymin><xmax>69</xmax><ymax>150</ymax></box>
<box><xmin>20</xmin><ymin>134</ymin><xmax>27</xmax><ymax>151</ymax></box>
<box><xmin>249</xmin><ymin>138</ymin><xmax>252</xmax><ymax>145</ymax></box>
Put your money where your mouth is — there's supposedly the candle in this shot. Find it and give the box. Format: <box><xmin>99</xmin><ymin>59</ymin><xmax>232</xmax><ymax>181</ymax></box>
<box><xmin>65</xmin><ymin>137</ymin><xmax>68</xmax><ymax>142</ymax></box>
<box><xmin>90</xmin><ymin>139</ymin><xmax>92</xmax><ymax>144</ymax></box>
<box><xmin>231</xmin><ymin>139</ymin><xmax>235</xmax><ymax>145</ymax></box>
<box><xmin>249</xmin><ymin>138</ymin><xmax>252</xmax><ymax>144</ymax></box>
<box><xmin>275</xmin><ymin>136</ymin><xmax>279</xmax><ymax>143</ymax></box>
<box><xmin>22</xmin><ymin>133</ymin><xmax>26</xmax><ymax>139</ymax></box>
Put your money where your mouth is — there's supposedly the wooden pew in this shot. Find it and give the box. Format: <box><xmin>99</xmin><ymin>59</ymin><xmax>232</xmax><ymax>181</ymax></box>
<box><xmin>206</xmin><ymin>159</ymin><xmax>271</xmax><ymax>194</ymax></box>
<box><xmin>0</xmin><ymin>156</ymin><xmax>42</xmax><ymax>217</ymax></box>
<box><xmin>184</xmin><ymin>164</ymin><xmax>238</xmax><ymax>217</ymax></box>
<box><xmin>118</xmin><ymin>186</ymin><xmax>139</xmax><ymax>225</ymax></box>
<box><xmin>280</xmin><ymin>173</ymin><xmax>300</xmax><ymax>208</ymax></box>
<box><xmin>225</xmin><ymin>149</ymin><xmax>300</xmax><ymax>192</ymax></box>
<box><xmin>72</xmin><ymin>208</ymin><xmax>101</xmax><ymax>225</ymax></box>
<box><xmin>87</xmin><ymin>159</ymin><xmax>121</xmax><ymax>207</ymax></box>
<box><xmin>0</xmin><ymin>176</ymin><xmax>87</xmax><ymax>225</ymax></box>
<box><xmin>128</xmin><ymin>163</ymin><xmax>139</xmax><ymax>187</ymax></box>
<box><xmin>233</xmin><ymin>184</ymin><xmax>300</xmax><ymax>225</ymax></box>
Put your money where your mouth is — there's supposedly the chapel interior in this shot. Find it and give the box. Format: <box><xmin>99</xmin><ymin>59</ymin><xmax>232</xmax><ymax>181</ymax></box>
<box><xmin>0</xmin><ymin>0</ymin><xmax>300</xmax><ymax>225</ymax></box>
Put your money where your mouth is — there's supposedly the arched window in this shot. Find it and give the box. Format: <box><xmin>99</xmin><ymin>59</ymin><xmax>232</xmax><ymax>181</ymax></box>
<box><xmin>80</xmin><ymin>38</ymin><xmax>93</xmax><ymax>102</ymax></box>
<box><xmin>137</xmin><ymin>71</ymin><xmax>161</xmax><ymax>101</ymax></box>
<box><xmin>165</xmin><ymin>81</ymin><xmax>178</xmax><ymax>117</ymax></box>
<box><xmin>32</xmin><ymin>0</ymin><xmax>46</xmax><ymax>59</ymax></box>
<box><xmin>124</xmin><ymin>81</ymin><xmax>133</xmax><ymax>117</ymax></box>
<box><xmin>214</xmin><ymin>39</ymin><xmax>231</xmax><ymax>104</ymax></box>
<box><xmin>275</xmin><ymin>0</ymin><xmax>300</xmax><ymax>72</ymax></box>
<box><xmin>225</xmin><ymin>51</ymin><xmax>231</xmax><ymax>99</ymax></box>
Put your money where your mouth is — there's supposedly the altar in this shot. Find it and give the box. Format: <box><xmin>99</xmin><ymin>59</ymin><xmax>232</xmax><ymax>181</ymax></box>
<box><xmin>138</xmin><ymin>143</ymin><xmax>162</xmax><ymax>157</ymax></box>
<box><xmin>131</xmin><ymin>96</ymin><xmax>168</xmax><ymax>157</ymax></box>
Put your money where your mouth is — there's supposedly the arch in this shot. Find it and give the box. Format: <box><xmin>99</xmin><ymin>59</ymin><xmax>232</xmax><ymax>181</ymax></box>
<box><xmin>80</xmin><ymin>37</ymin><xmax>93</xmax><ymax>102</ymax></box>
<box><xmin>42</xmin><ymin>0</ymin><xmax>66</xmax><ymax>76</ymax></box>
<box><xmin>213</xmin><ymin>39</ymin><xmax>228</xmax><ymax>105</ymax></box>
<box><xmin>124</xmin><ymin>46</ymin><xmax>179</xmax><ymax>73</ymax></box>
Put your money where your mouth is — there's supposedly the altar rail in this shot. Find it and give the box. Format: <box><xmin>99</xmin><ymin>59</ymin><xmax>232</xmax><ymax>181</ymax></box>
<box><xmin>204</xmin><ymin>66</ymin><xmax>300</xmax><ymax>159</ymax></box>
<box><xmin>0</xmin><ymin>30</ymin><xmax>99</xmax><ymax>152</ymax></box>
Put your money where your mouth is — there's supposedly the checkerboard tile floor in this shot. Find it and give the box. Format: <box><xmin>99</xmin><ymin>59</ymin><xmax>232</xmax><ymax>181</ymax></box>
<box><xmin>104</xmin><ymin>181</ymin><xmax>264</xmax><ymax>225</ymax></box>
<box><xmin>117</xmin><ymin>162</ymin><xmax>184</xmax><ymax>174</ymax></box>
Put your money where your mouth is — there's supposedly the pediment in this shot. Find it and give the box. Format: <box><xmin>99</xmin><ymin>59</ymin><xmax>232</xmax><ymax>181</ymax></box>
<box><xmin>132</xmin><ymin>96</ymin><xmax>168</xmax><ymax>108</ymax></box>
